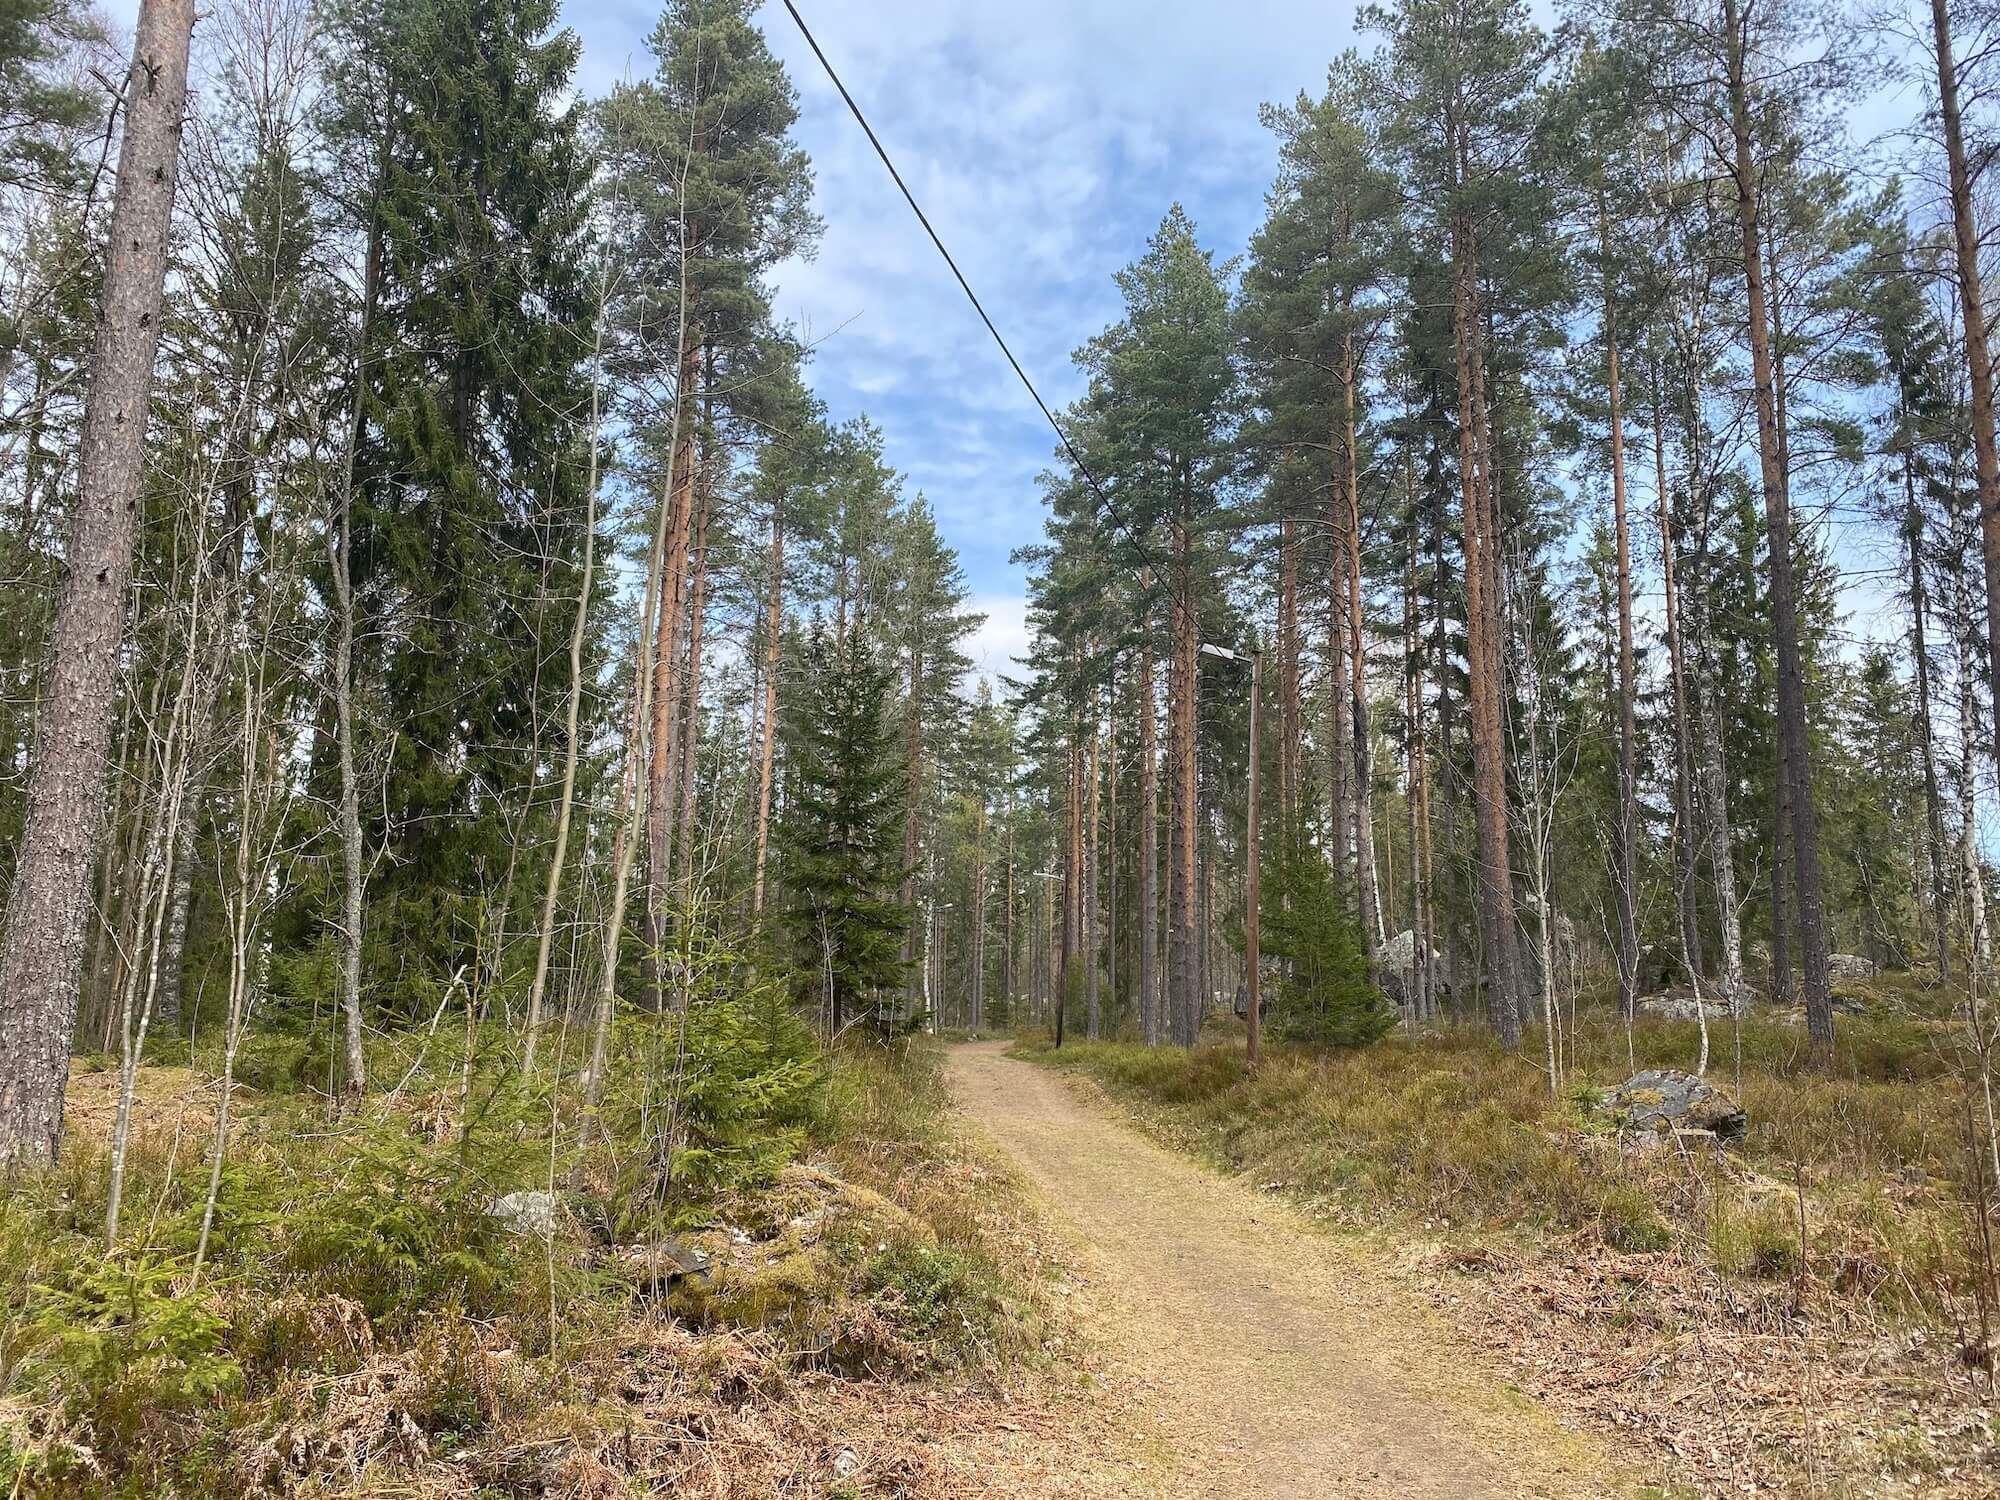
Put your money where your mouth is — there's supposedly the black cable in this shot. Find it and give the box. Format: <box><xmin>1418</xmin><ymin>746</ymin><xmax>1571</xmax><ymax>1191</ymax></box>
<box><xmin>779</xmin><ymin>0</ymin><xmax>1174</xmax><ymax>594</ymax></box>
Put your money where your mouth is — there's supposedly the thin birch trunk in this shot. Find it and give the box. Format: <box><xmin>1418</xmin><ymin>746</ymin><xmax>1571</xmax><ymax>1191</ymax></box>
<box><xmin>523</xmin><ymin>294</ymin><xmax>605</xmax><ymax>1075</ymax></box>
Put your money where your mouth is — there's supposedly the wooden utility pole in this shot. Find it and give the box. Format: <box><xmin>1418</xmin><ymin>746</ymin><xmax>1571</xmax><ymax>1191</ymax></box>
<box><xmin>0</xmin><ymin>0</ymin><xmax>196</xmax><ymax>1164</ymax></box>
<box><xmin>1245</xmin><ymin>649</ymin><xmax>1263</xmax><ymax>1071</ymax></box>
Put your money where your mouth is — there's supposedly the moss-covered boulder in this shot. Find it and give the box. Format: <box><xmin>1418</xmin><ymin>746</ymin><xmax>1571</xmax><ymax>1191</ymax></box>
<box><xmin>1603</xmin><ymin>1068</ymin><xmax>1746</xmax><ymax>1140</ymax></box>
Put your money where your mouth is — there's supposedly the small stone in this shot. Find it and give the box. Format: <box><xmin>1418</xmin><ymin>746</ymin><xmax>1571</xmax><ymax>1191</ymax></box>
<box><xmin>833</xmin><ymin>1447</ymin><xmax>860</xmax><ymax>1479</ymax></box>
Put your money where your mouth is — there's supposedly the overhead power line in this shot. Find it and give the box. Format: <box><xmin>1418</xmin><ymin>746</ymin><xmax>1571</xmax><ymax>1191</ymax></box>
<box><xmin>778</xmin><ymin>0</ymin><xmax>1173</xmax><ymax>593</ymax></box>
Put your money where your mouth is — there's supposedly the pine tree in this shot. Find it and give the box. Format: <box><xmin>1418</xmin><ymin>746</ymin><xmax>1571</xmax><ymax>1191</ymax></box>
<box><xmin>1083</xmin><ymin>206</ymin><xmax>1236</xmax><ymax>1046</ymax></box>
<box><xmin>1238</xmin><ymin>65</ymin><xmax>1399</xmax><ymax>951</ymax></box>
<box><xmin>0</xmin><ymin>0</ymin><xmax>194</xmax><ymax>1164</ymax></box>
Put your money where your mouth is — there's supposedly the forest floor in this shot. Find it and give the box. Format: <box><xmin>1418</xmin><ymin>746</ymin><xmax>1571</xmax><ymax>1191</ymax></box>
<box><xmin>945</xmin><ymin>1041</ymin><xmax>1627</xmax><ymax>1499</ymax></box>
<box><xmin>8</xmin><ymin>1040</ymin><xmax>1147</xmax><ymax>1498</ymax></box>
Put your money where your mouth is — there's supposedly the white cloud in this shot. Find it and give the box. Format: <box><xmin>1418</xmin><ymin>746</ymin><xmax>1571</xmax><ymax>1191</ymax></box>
<box><xmin>960</xmin><ymin>591</ymin><xmax>1032</xmax><ymax>696</ymax></box>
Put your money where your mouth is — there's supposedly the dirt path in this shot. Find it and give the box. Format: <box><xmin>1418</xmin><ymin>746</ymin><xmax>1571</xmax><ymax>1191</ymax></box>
<box><xmin>945</xmin><ymin>1042</ymin><xmax>1633</xmax><ymax>1500</ymax></box>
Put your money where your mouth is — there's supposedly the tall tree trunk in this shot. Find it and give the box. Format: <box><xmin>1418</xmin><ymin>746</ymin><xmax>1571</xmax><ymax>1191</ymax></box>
<box><xmin>1086</xmin><ymin>693</ymin><xmax>1102</xmax><ymax>1039</ymax></box>
<box><xmin>675</xmin><ymin>469</ymin><xmax>712</xmax><ymax>887</ymax></box>
<box><xmin>1602</xmin><ymin>204</ymin><xmax>1640</xmax><ymax>1024</ymax></box>
<box><xmin>751</xmin><ymin>506</ymin><xmax>784</xmax><ymax>916</ymax></box>
<box><xmin>1450</xmin><ymin>207</ymin><xmax>1520</xmax><ymax>1045</ymax></box>
<box><xmin>1693</xmin><ymin>591</ymin><xmax>1746</xmax><ymax>1008</ymax></box>
<box><xmin>1902</xmin><ymin>436</ymin><xmax>1951</xmax><ymax>981</ymax></box>
<box><xmin>1003</xmin><ymin>786</ymin><xmax>1016</xmax><ymax>1018</ymax></box>
<box><xmin>1650</xmin><ymin>363</ymin><xmax>1703</xmax><ymax>990</ymax></box>
<box><xmin>1327</xmin><ymin>479</ymin><xmax>1352</xmax><ymax>872</ymax></box>
<box><xmin>1057</xmin><ymin>648</ymin><xmax>1085</xmax><ymax>1046</ymax></box>
<box><xmin>643</xmin><ymin>330</ymin><xmax>700</xmax><ymax>1010</ymax></box>
<box><xmin>902</xmin><ymin>638</ymin><xmax>924</xmax><ymax>1012</ymax></box>
<box><xmin>1402</xmin><ymin>541</ymin><xmax>1429</xmax><ymax>1023</ymax></box>
<box><xmin>1343</xmin><ymin>330</ymin><xmax>1381</xmax><ymax>951</ymax></box>
<box><xmin>1278</xmin><ymin>515</ymin><xmax>1301</xmax><ymax>824</ymax></box>
<box><xmin>972</xmin><ymin>801</ymin><xmax>987</xmax><ymax>1030</ymax></box>
<box><xmin>1958</xmin><ymin>557</ymin><xmax>1992</xmax><ymax>977</ymax></box>
<box><xmin>1138</xmin><ymin>589</ymin><xmax>1161</xmax><ymax>1045</ymax></box>
<box><xmin>1724</xmin><ymin>0</ymin><xmax>1832</xmax><ymax>1050</ymax></box>
<box><xmin>1106</xmin><ymin>672</ymin><xmax>1118</xmax><ymax>1021</ymax></box>
<box><xmin>0</xmin><ymin>0</ymin><xmax>196</xmax><ymax>1162</ymax></box>
<box><xmin>1170</xmin><ymin>523</ymin><xmax>1199</xmax><ymax>1046</ymax></box>
<box><xmin>1932</xmin><ymin>0</ymin><xmax>2000</xmax><ymax>824</ymax></box>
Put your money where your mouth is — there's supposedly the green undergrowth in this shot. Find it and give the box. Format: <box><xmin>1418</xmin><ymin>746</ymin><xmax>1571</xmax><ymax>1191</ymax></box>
<box><xmin>0</xmin><ymin>1006</ymin><xmax>1041</xmax><ymax>1496</ymax></box>
<box><xmin>1020</xmin><ymin>1005</ymin><xmax>1992</xmax><ymax>1326</ymax></box>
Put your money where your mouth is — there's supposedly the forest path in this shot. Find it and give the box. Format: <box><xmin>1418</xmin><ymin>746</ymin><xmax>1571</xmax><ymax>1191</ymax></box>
<box><xmin>944</xmin><ymin>1042</ymin><xmax>1631</xmax><ymax>1500</ymax></box>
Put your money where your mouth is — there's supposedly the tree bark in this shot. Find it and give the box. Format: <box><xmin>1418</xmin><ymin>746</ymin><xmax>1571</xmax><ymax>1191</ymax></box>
<box><xmin>902</xmin><ymin>634</ymin><xmax>924</xmax><ymax>1012</ymax></box>
<box><xmin>1901</xmin><ymin>429</ymin><xmax>1951</xmax><ymax>981</ymax></box>
<box><xmin>1138</xmin><ymin>588</ymin><xmax>1161</xmax><ymax>1045</ymax></box>
<box><xmin>1170</xmin><ymin>522</ymin><xmax>1199</xmax><ymax>1046</ymax></box>
<box><xmin>0</xmin><ymin>0</ymin><xmax>197</xmax><ymax>1162</ymax></box>
<box><xmin>1086</xmin><ymin>691</ymin><xmax>1102</xmax><ymax>1039</ymax></box>
<box><xmin>1343</xmin><ymin>329</ymin><xmax>1381</xmax><ymax>951</ymax></box>
<box><xmin>1693</xmin><ymin>587</ymin><xmax>1746</xmax><ymax>1008</ymax></box>
<box><xmin>751</xmin><ymin>505</ymin><xmax>784</xmax><ymax>916</ymax></box>
<box><xmin>1649</xmin><ymin>363</ymin><xmax>1703</xmax><ymax>992</ymax></box>
<box><xmin>1724</xmin><ymin>0</ymin><xmax>1833</xmax><ymax>1051</ymax></box>
<box><xmin>675</xmin><ymin>458</ymin><xmax>713</xmax><ymax>890</ymax></box>
<box><xmin>643</xmin><ymin>330</ymin><xmax>700</xmax><ymax>1009</ymax></box>
<box><xmin>1450</xmin><ymin>205</ymin><xmax>1520</xmax><ymax>1045</ymax></box>
<box><xmin>1932</xmin><ymin>0</ymin><xmax>2000</xmax><ymax>831</ymax></box>
<box><xmin>1602</xmin><ymin>203</ymin><xmax>1640</xmax><ymax>1024</ymax></box>
<box><xmin>1278</xmin><ymin>516</ymin><xmax>1301</xmax><ymax>824</ymax></box>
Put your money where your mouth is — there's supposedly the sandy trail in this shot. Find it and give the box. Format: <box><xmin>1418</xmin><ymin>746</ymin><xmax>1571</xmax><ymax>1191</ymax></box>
<box><xmin>945</xmin><ymin>1042</ymin><xmax>1631</xmax><ymax>1500</ymax></box>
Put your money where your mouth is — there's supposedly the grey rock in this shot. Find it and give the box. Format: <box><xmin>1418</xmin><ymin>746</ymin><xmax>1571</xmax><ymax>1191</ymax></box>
<box><xmin>1827</xmin><ymin>953</ymin><xmax>1877</xmax><ymax>979</ymax></box>
<box><xmin>1380</xmin><ymin>928</ymin><xmax>1439</xmax><ymax>974</ymax></box>
<box><xmin>1636</xmin><ymin>995</ymin><xmax>1708</xmax><ymax>1022</ymax></box>
<box><xmin>1377</xmin><ymin>929</ymin><xmax>1445</xmax><ymax>1009</ymax></box>
<box><xmin>1604</xmin><ymin>1068</ymin><xmax>1746</xmax><ymax>1140</ymax></box>
<box><xmin>488</xmin><ymin>1189</ymin><xmax>560</xmax><ymax>1240</ymax></box>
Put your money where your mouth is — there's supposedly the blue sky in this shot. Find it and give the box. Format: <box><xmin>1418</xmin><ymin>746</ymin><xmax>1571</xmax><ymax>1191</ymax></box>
<box><xmin>565</xmin><ymin>0</ymin><xmax>1367</xmax><ymax>680</ymax></box>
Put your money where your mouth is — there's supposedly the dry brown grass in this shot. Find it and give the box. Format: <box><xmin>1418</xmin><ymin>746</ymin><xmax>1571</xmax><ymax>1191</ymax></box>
<box><xmin>1029</xmin><ymin>1006</ymin><xmax>2000</xmax><ymax>1496</ymax></box>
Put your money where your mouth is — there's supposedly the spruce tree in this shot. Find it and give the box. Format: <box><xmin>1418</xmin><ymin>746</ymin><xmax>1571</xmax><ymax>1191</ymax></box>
<box><xmin>778</xmin><ymin>620</ymin><xmax>913</xmax><ymax>1034</ymax></box>
<box><xmin>322</xmin><ymin>0</ymin><xmax>597</xmax><ymax>1015</ymax></box>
